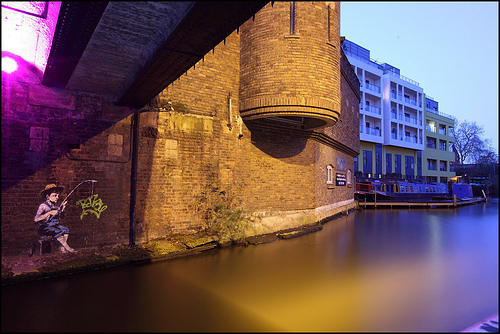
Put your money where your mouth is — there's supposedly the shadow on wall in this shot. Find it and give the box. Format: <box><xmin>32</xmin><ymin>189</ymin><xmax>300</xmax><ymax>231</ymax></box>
<box><xmin>2</xmin><ymin>51</ymin><xmax>151</xmax><ymax>255</ymax></box>
<box><xmin>248</xmin><ymin>123</ymin><xmax>309</xmax><ymax>160</ymax></box>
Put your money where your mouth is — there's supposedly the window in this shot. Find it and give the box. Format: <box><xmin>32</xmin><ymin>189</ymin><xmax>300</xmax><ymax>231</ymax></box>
<box><xmin>439</xmin><ymin>140</ymin><xmax>446</xmax><ymax>151</ymax></box>
<box><xmin>391</xmin><ymin>127</ymin><xmax>397</xmax><ymax>139</ymax></box>
<box><xmin>327</xmin><ymin>4</ymin><xmax>331</xmax><ymax>42</ymax></box>
<box><xmin>290</xmin><ymin>2</ymin><xmax>295</xmax><ymax>35</ymax></box>
<box><xmin>440</xmin><ymin>161</ymin><xmax>447</xmax><ymax>171</ymax></box>
<box><xmin>417</xmin><ymin>151</ymin><xmax>422</xmax><ymax>176</ymax></box>
<box><xmin>326</xmin><ymin>165</ymin><xmax>333</xmax><ymax>184</ymax></box>
<box><xmin>30</xmin><ymin>126</ymin><xmax>49</xmax><ymax>152</ymax></box>
<box><xmin>427</xmin><ymin>137</ymin><xmax>436</xmax><ymax>149</ymax></box>
<box><xmin>347</xmin><ymin>169</ymin><xmax>352</xmax><ymax>186</ymax></box>
<box><xmin>449</xmin><ymin>142</ymin><xmax>454</xmax><ymax>153</ymax></box>
<box><xmin>395</xmin><ymin>154</ymin><xmax>401</xmax><ymax>174</ymax></box>
<box><xmin>426</xmin><ymin>120</ymin><xmax>437</xmax><ymax>133</ymax></box>
<box><xmin>386</xmin><ymin>153</ymin><xmax>392</xmax><ymax>173</ymax></box>
<box><xmin>375</xmin><ymin>144</ymin><xmax>382</xmax><ymax>175</ymax></box>
<box><xmin>427</xmin><ymin>159</ymin><xmax>437</xmax><ymax>171</ymax></box>
<box><xmin>439</xmin><ymin>124</ymin><xmax>446</xmax><ymax>135</ymax></box>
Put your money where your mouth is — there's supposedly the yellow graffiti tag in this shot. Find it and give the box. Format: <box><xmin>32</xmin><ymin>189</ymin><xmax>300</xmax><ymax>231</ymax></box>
<box><xmin>76</xmin><ymin>194</ymin><xmax>108</xmax><ymax>220</ymax></box>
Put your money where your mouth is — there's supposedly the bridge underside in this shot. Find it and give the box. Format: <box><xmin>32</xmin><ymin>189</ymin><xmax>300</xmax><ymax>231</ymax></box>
<box><xmin>41</xmin><ymin>1</ymin><xmax>268</xmax><ymax>108</ymax></box>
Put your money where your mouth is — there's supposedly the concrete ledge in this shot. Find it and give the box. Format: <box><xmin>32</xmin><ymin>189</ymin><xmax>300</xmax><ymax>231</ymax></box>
<box><xmin>245</xmin><ymin>233</ymin><xmax>279</xmax><ymax>245</ymax></box>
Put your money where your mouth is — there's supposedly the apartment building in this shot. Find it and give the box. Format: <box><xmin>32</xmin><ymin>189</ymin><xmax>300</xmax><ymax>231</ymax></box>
<box><xmin>423</xmin><ymin>96</ymin><xmax>456</xmax><ymax>183</ymax></box>
<box><xmin>342</xmin><ymin>38</ymin><xmax>456</xmax><ymax>183</ymax></box>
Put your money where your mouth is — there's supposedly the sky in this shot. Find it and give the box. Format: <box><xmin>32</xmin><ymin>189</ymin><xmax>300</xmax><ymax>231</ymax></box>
<box><xmin>340</xmin><ymin>1</ymin><xmax>499</xmax><ymax>154</ymax></box>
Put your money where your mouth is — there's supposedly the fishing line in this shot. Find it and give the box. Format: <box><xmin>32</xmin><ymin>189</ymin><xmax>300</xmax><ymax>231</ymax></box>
<box><xmin>63</xmin><ymin>179</ymin><xmax>97</xmax><ymax>204</ymax></box>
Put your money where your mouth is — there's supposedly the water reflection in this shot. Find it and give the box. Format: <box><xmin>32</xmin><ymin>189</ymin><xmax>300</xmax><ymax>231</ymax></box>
<box><xmin>2</xmin><ymin>199</ymin><xmax>498</xmax><ymax>332</ymax></box>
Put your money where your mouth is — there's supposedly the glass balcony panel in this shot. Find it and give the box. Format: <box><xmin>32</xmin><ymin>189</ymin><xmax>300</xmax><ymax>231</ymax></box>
<box><xmin>365</xmin><ymin>83</ymin><xmax>381</xmax><ymax>93</ymax></box>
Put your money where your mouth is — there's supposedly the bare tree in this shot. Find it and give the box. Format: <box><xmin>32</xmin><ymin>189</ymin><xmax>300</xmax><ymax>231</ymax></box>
<box><xmin>451</xmin><ymin>119</ymin><xmax>485</xmax><ymax>164</ymax></box>
<box><xmin>473</xmin><ymin>138</ymin><xmax>499</xmax><ymax>164</ymax></box>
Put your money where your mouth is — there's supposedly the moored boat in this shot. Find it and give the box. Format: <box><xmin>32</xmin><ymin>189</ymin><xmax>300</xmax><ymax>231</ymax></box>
<box><xmin>355</xmin><ymin>179</ymin><xmax>450</xmax><ymax>202</ymax></box>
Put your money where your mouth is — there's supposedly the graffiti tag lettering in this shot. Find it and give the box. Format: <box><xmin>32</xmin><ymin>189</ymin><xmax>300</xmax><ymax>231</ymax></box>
<box><xmin>76</xmin><ymin>194</ymin><xmax>108</xmax><ymax>220</ymax></box>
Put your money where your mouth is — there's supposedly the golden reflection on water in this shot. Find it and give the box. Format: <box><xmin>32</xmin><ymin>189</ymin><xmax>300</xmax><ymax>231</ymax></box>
<box><xmin>1</xmin><ymin>201</ymin><xmax>497</xmax><ymax>332</ymax></box>
<box><xmin>156</xmin><ymin>205</ymin><xmax>498</xmax><ymax>332</ymax></box>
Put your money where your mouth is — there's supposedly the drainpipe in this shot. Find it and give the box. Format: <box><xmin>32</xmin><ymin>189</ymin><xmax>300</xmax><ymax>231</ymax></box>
<box><xmin>129</xmin><ymin>108</ymin><xmax>140</xmax><ymax>246</ymax></box>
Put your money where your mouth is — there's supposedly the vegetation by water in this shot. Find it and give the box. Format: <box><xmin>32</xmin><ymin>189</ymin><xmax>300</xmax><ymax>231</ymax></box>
<box><xmin>193</xmin><ymin>180</ymin><xmax>257</xmax><ymax>243</ymax></box>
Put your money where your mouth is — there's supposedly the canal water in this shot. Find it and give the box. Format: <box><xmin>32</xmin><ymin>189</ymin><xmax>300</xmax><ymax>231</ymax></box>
<box><xmin>2</xmin><ymin>199</ymin><xmax>498</xmax><ymax>332</ymax></box>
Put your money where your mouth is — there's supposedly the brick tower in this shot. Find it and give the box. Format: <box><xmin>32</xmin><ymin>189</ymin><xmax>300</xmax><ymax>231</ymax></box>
<box><xmin>239</xmin><ymin>1</ymin><xmax>341</xmax><ymax>130</ymax></box>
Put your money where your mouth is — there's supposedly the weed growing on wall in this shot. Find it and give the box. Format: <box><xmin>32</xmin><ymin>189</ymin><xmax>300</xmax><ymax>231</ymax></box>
<box><xmin>193</xmin><ymin>180</ymin><xmax>254</xmax><ymax>242</ymax></box>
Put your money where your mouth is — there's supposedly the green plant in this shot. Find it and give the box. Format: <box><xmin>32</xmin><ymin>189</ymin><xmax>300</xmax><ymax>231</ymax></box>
<box><xmin>193</xmin><ymin>180</ymin><xmax>253</xmax><ymax>241</ymax></box>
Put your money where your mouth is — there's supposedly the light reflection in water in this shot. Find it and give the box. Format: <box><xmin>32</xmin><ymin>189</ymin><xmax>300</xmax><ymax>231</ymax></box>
<box><xmin>1</xmin><ymin>199</ymin><xmax>498</xmax><ymax>332</ymax></box>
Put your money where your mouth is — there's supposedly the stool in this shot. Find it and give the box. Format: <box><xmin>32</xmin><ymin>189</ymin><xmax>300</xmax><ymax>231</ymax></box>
<box><xmin>38</xmin><ymin>235</ymin><xmax>54</xmax><ymax>255</ymax></box>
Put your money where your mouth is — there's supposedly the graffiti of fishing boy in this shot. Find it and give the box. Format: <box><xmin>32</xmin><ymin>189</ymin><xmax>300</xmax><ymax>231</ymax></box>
<box><xmin>34</xmin><ymin>184</ymin><xmax>75</xmax><ymax>253</ymax></box>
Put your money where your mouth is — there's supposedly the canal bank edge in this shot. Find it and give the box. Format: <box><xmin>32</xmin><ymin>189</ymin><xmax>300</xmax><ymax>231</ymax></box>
<box><xmin>2</xmin><ymin>207</ymin><xmax>357</xmax><ymax>286</ymax></box>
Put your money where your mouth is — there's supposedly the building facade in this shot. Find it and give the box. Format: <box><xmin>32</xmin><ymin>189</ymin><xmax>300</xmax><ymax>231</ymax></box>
<box><xmin>423</xmin><ymin>96</ymin><xmax>456</xmax><ymax>183</ymax></box>
<box><xmin>342</xmin><ymin>38</ymin><xmax>455</xmax><ymax>183</ymax></box>
<box><xmin>2</xmin><ymin>2</ymin><xmax>360</xmax><ymax>257</ymax></box>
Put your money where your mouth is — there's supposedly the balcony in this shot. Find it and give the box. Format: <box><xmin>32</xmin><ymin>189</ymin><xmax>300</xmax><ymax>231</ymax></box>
<box><xmin>364</xmin><ymin>104</ymin><xmax>381</xmax><ymax>115</ymax></box>
<box><xmin>390</xmin><ymin>91</ymin><xmax>405</xmax><ymax>102</ymax></box>
<box><xmin>405</xmin><ymin>135</ymin><xmax>418</xmax><ymax>144</ymax></box>
<box><xmin>404</xmin><ymin>96</ymin><xmax>417</xmax><ymax>106</ymax></box>
<box><xmin>365</xmin><ymin>82</ymin><xmax>381</xmax><ymax>94</ymax></box>
<box><xmin>366</xmin><ymin>127</ymin><xmax>381</xmax><ymax>136</ymax></box>
<box><xmin>405</xmin><ymin>115</ymin><xmax>417</xmax><ymax>125</ymax></box>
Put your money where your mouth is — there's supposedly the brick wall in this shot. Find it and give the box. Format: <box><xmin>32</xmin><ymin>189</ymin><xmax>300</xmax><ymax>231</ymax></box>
<box><xmin>141</xmin><ymin>30</ymin><xmax>243</xmax><ymax>238</ymax></box>
<box><xmin>2</xmin><ymin>64</ymin><xmax>136</xmax><ymax>256</ymax></box>
<box><xmin>141</xmin><ymin>1</ymin><xmax>359</xmax><ymax>237</ymax></box>
<box><xmin>239</xmin><ymin>2</ymin><xmax>341</xmax><ymax>128</ymax></box>
<box><xmin>2</xmin><ymin>1</ymin><xmax>360</xmax><ymax>256</ymax></box>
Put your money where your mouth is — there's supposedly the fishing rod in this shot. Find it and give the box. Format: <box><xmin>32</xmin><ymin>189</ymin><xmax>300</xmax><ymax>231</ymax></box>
<box><xmin>62</xmin><ymin>180</ymin><xmax>97</xmax><ymax>204</ymax></box>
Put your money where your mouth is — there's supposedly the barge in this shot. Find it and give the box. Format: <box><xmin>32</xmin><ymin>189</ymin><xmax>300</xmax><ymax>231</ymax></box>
<box><xmin>355</xmin><ymin>179</ymin><xmax>487</xmax><ymax>208</ymax></box>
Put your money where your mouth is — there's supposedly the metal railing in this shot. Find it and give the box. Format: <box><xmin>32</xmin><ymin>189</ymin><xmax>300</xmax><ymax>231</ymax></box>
<box><xmin>427</xmin><ymin>109</ymin><xmax>454</xmax><ymax>120</ymax></box>
<box><xmin>386</xmin><ymin>71</ymin><xmax>420</xmax><ymax>87</ymax></box>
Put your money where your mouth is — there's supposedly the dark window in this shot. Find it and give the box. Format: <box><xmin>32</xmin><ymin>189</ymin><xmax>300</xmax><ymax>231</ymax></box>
<box><xmin>375</xmin><ymin>144</ymin><xmax>382</xmax><ymax>175</ymax></box>
<box><xmin>386</xmin><ymin>153</ymin><xmax>392</xmax><ymax>174</ymax></box>
<box><xmin>395</xmin><ymin>154</ymin><xmax>401</xmax><ymax>174</ymax></box>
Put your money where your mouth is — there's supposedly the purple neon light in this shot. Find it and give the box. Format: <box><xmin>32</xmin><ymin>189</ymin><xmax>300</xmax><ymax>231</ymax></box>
<box><xmin>2</xmin><ymin>56</ymin><xmax>18</xmax><ymax>73</ymax></box>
